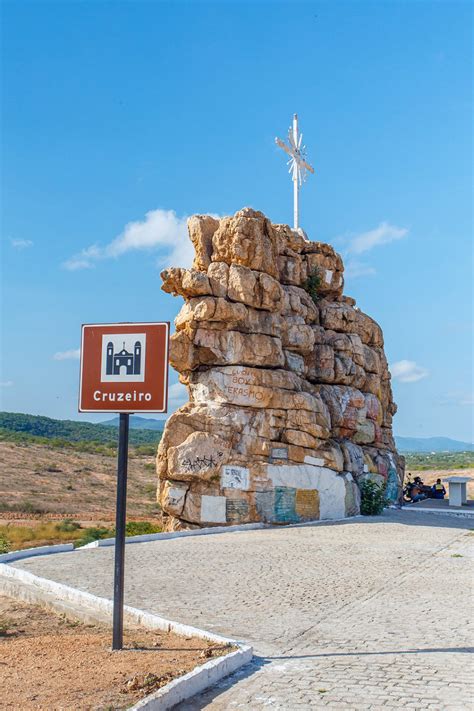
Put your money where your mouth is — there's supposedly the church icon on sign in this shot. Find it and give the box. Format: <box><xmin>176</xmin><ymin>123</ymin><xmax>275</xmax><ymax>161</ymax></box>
<box><xmin>106</xmin><ymin>340</ymin><xmax>142</xmax><ymax>376</ymax></box>
<box><xmin>100</xmin><ymin>333</ymin><xmax>146</xmax><ymax>383</ymax></box>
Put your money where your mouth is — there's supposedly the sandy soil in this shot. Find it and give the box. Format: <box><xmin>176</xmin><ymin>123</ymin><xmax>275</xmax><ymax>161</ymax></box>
<box><xmin>404</xmin><ymin>467</ymin><xmax>474</xmax><ymax>498</ymax></box>
<box><xmin>0</xmin><ymin>595</ymin><xmax>232</xmax><ymax>711</ymax></box>
<box><xmin>1</xmin><ymin>442</ymin><xmax>471</xmax><ymax>535</ymax></box>
<box><xmin>0</xmin><ymin>442</ymin><xmax>158</xmax><ymax>521</ymax></box>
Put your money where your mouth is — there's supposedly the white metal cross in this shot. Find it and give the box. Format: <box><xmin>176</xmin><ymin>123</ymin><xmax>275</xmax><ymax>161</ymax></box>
<box><xmin>275</xmin><ymin>113</ymin><xmax>314</xmax><ymax>231</ymax></box>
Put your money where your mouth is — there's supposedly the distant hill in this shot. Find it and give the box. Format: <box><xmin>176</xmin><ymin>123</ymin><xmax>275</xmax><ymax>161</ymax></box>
<box><xmin>0</xmin><ymin>412</ymin><xmax>161</xmax><ymax>446</ymax></box>
<box><xmin>100</xmin><ymin>416</ymin><xmax>165</xmax><ymax>431</ymax></box>
<box><xmin>1</xmin><ymin>412</ymin><xmax>472</xmax><ymax>454</ymax></box>
<box><xmin>396</xmin><ymin>436</ymin><xmax>473</xmax><ymax>453</ymax></box>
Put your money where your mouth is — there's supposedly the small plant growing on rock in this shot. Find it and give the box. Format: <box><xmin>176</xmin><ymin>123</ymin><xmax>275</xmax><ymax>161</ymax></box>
<box><xmin>303</xmin><ymin>268</ymin><xmax>322</xmax><ymax>303</ymax></box>
<box><xmin>359</xmin><ymin>479</ymin><xmax>387</xmax><ymax>516</ymax></box>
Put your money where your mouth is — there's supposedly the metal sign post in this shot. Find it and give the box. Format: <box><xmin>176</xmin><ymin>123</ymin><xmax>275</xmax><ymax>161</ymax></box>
<box><xmin>78</xmin><ymin>322</ymin><xmax>169</xmax><ymax>651</ymax></box>
<box><xmin>112</xmin><ymin>412</ymin><xmax>129</xmax><ymax>650</ymax></box>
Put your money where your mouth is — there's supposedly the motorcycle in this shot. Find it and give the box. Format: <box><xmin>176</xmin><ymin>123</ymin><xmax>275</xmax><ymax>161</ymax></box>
<box><xmin>403</xmin><ymin>479</ymin><xmax>434</xmax><ymax>503</ymax></box>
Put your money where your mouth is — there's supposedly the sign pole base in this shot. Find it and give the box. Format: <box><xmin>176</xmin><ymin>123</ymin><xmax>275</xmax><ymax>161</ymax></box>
<box><xmin>112</xmin><ymin>412</ymin><xmax>129</xmax><ymax>650</ymax></box>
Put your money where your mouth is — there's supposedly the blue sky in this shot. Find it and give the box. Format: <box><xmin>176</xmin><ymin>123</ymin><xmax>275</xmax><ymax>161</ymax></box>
<box><xmin>1</xmin><ymin>0</ymin><xmax>472</xmax><ymax>441</ymax></box>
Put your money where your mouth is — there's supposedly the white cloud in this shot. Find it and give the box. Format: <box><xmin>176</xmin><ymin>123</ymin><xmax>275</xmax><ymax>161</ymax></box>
<box><xmin>63</xmin><ymin>245</ymin><xmax>101</xmax><ymax>271</ymax></box>
<box><xmin>0</xmin><ymin>380</ymin><xmax>13</xmax><ymax>387</ymax></box>
<box><xmin>11</xmin><ymin>238</ymin><xmax>33</xmax><ymax>249</ymax></box>
<box><xmin>348</xmin><ymin>222</ymin><xmax>408</xmax><ymax>255</ymax></box>
<box><xmin>168</xmin><ymin>381</ymin><xmax>188</xmax><ymax>410</ymax></box>
<box><xmin>390</xmin><ymin>360</ymin><xmax>429</xmax><ymax>383</ymax></box>
<box><xmin>53</xmin><ymin>349</ymin><xmax>81</xmax><ymax>361</ymax></box>
<box><xmin>345</xmin><ymin>260</ymin><xmax>376</xmax><ymax>278</ymax></box>
<box><xmin>439</xmin><ymin>392</ymin><xmax>474</xmax><ymax>407</ymax></box>
<box><xmin>63</xmin><ymin>209</ymin><xmax>195</xmax><ymax>271</ymax></box>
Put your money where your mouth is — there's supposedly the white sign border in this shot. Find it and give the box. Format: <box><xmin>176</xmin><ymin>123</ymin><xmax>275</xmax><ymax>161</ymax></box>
<box><xmin>78</xmin><ymin>321</ymin><xmax>170</xmax><ymax>414</ymax></box>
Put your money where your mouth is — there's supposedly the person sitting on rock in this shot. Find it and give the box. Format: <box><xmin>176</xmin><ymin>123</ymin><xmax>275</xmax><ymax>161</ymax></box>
<box><xmin>431</xmin><ymin>478</ymin><xmax>447</xmax><ymax>500</ymax></box>
<box><xmin>410</xmin><ymin>477</ymin><xmax>427</xmax><ymax>503</ymax></box>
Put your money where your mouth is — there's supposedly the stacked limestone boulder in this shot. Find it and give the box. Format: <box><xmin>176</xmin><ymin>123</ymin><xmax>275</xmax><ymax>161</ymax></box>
<box><xmin>157</xmin><ymin>208</ymin><xmax>404</xmax><ymax>528</ymax></box>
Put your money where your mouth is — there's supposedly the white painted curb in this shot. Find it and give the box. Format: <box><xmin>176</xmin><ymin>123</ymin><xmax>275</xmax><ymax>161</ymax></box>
<box><xmin>0</xmin><ymin>542</ymin><xmax>74</xmax><ymax>564</ymax></box>
<box><xmin>0</xmin><ymin>564</ymin><xmax>253</xmax><ymax>710</ymax></box>
<box><xmin>0</xmin><ymin>515</ymin><xmax>365</xmax><ymax>565</ymax></box>
<box><xmin>0</xmin><ymin>522</ymin><xmax>267</xmax><ymax>563</ymax></box>
<box><xmin>129</xmin><ymin>648</ymin><xmax>250</xmax><ymax>710</ymax></box>
<box><xmin>399</xmin><ymin>506</ymin><xmax>474</xmax><ymax>518</ymax></box>
<box><xmin>80</xmin><ymin>521</ymin><xmax>266</xmax><ymax>549</ymax></box>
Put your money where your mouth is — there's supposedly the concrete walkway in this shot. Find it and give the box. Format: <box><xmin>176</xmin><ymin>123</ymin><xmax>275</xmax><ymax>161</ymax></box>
<box><xmin>12</xmin><ymin>510</ymin><xmax>474</xmax><ymax>710</ymax></box>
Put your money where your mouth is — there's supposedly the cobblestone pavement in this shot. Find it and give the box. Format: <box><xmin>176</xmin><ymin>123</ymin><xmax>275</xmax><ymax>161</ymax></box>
<box><xmin>14</xmin><ymin>510</ymin><xmax>474</xmax><ymax>709</ymax></box>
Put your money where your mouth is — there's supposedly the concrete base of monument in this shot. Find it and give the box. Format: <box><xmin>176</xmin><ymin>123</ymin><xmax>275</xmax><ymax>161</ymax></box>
<box><xmin>262</xmin><ymin>463</ymin><xmax>361</xmax><ymax>522</ymax></box>
<box><xmin>0</xmin><ymin>564</ymin><xmax>253</xmax><ymax>711</ymax></box>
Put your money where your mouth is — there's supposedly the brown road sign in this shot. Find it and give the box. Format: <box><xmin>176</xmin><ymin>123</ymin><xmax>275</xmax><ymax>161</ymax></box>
<box><xmin>79</xmin><ymin>322</ymin><xmax>169</xmax><ymax>413</ymax></box>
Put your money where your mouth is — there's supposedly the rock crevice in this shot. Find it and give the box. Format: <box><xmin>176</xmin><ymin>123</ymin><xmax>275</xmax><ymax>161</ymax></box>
<box><xmin>157</xmin><ymin>208</ymin><xmax>404</xmax><ymax>528</ymax></box>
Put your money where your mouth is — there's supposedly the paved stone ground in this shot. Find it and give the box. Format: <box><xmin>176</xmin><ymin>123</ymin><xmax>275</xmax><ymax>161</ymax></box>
<box><xmin>13</xmin><ymin>510</ymin><xmax>474</xmax><ymax>710</ymax></box>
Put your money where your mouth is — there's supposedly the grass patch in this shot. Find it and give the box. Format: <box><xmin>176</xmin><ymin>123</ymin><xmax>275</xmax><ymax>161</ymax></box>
<box><xmin>55</xmin><ymin>518</ymin><xmax>81</xmax><ymax>533</ymax></box>
<box><xmin>0</xmin><ymin>521</ymin><xmax>85</xmax><ymax>549</ymax></box>
<box><xmin>0</xmin><ymin>533</ymin><xmax>10</xmax><ymax>553</ymax></box>
<box><xmin>0</xmin><ymin>618</ymin><xmax>12</xmax><ymax>636</ymax></box>
<box><xmin>73</xmin><ymin>526</ymin><xmax>113</xmax><ymax>548</ymax></box>
<box><xmin>124</xmin><ymin>521</ymin><xmax>161</xmax><ymax>536</ymax></box>
<box><xmin>73</xmin><ymin>520</ymin><xmax>162</xmax><ymax>547</ymax></box>
<box><xmin>0</xmin><ymin>430</ymin><xmax>159</xmax><ymax>458</ymax></box>
<box><xmin>405</xmin><ymin>451</ymin><xmax>473</xmax><ymax>471</ymax></box>
<box><xmin>0</xmin><ymin>518</ymin><xmax>162</xmax><ymax>551</ymax></box>
<box><xmin>0</xmin><ymin>500</ymin><xmax>44</xmax><ymax>514</ymax></box>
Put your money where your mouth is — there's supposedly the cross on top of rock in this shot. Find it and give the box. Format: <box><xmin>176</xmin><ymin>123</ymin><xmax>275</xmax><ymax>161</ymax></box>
<box><xmin>275</xmin><ymin>114</ymin><xmax>314</xmax><ymax>233</ymax></box>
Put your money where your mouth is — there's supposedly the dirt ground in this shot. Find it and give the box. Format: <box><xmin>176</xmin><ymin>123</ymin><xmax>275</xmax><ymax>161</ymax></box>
<box><xmin>0</xmin><ymin>442</ymin><xmax>159</xmax><ymax>522</ymax></box>
<box><xmin>0</xmin><ymin>595</ymin><xmax>232</xmax><ymax>711</ymax></box>
<box><xmin>404</xmin><ymin>467</ymin><xmax>474</xmax><ymax>498</ymax></box>
<box><xmin>0</xmin><ymin>442</ymin><xmax>471</xmax><ymax>538</ymax></box>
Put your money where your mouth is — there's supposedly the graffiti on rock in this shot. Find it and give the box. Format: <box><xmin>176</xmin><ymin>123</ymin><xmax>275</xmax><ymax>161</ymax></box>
<box><xmin>182</xmin><ymin>451</ymin><xmax>225</xmax><ymax>473</ymax></box>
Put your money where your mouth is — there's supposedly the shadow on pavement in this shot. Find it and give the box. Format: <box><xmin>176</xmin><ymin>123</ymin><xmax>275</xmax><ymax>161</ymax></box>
<box><xmin>288</xmin><ymin>508</ymin><xmax>474</xmax><ymax>532</ymax></box>
<box><xmin>174</xmin><ymin>644</ymin><xmax>474</xmax><ymax>709</ymax></box>
<box><xmin>177</xmin><ymin>656</ymin><xmax>269</xmax><ymax>709</ymax></box>
<box><xmin>268</xmin><ymin>646</ymin><xmax>474</xmax><ymax>659</ymax></box>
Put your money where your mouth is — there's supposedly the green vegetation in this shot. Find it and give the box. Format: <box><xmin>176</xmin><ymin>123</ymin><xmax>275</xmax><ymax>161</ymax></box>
<box><xmin>0</xmin><ymin>412</ymin><xmax>162</xmax><ymax>448</ymax></box>
<box><xmin>360</xmin><ymin>479</ymin><xmax>387</xmax><ymax>516</ymax></box>
<box><xmin>303</xmin><ymin>268</ymin><xmax>322</xmax><ymax>303</ymax></box>
<box><xmin>55</xmin><ymin>518</ymin><xmax>81</xmax><ymax>533</ymax></box>
<box><xmin>124</xmin><ymin>520</ymin><xmax>161</xmax><ymax>536</ymax></box>
<box><xmin>74</xmin><ymin>520</ymin><xmax>162</xmax><ymax>547</ymax></box>
<box><xmin>0</xmin><ymin>533</ymin><xmax>10</xmax><ymax>554</ymax></box>
<box><xmin>0</xmin><ymin>521</ymin><xmax>86</xmax><ymax>550</ymax></box>
<box><xmin>73</xmin><ymin>526</ymin><xmax>113</xmax><ymax>548</ymax></box>
<box><xmin>0</xmin><ymin>617</ymin><xmax>11</xmax><ymax>636</ymax></box>
<box><xmin>404</xmin><ymin>450</ymin><xmax>473</xmax><ymax>471</ymax></box>
<box><xmin>0</xmin><ymin>500</ymin><xmax>44</xmax><ymax>514</ymax></box>
<box><xmin>0</xmin><ymin>519</ymin><xmax>162</xmax><ymax>552</ymax></box>
<box><xmin>0</xmin><ymin>429</ymin><xmax>118</xmax><ymax>455</ymax></box>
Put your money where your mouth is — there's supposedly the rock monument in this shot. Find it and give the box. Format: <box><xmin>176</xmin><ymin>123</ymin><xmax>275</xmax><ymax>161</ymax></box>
<box><xmin>157</xmin><ymin>208</ymin><xmax>404</xmax><ymax>528</ymax></box>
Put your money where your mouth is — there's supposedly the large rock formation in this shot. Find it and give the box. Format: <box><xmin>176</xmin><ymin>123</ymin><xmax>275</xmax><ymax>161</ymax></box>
<box><xmin>157</xmin><ymin>208</ymin><xmax>404</xmax><ymax>528</ymax></box>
